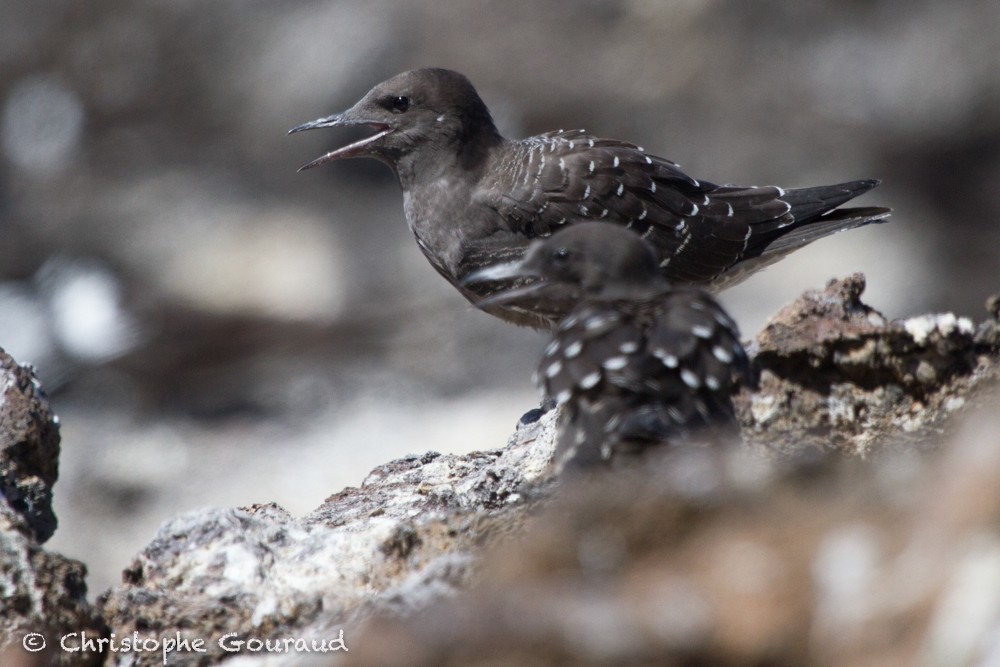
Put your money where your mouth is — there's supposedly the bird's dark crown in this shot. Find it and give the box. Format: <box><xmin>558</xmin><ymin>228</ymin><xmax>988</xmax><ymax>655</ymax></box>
<box><xmin>291</xmin><ymin>68</ymin><xmax>502</xmax><ymax>179</ymax></box>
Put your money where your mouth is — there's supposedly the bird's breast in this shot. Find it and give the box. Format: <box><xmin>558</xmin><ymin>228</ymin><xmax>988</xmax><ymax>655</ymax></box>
<box><xmin>403</xmin><ymin>177</ymin><xmax>499</xmax><ymax>278</ymax></box>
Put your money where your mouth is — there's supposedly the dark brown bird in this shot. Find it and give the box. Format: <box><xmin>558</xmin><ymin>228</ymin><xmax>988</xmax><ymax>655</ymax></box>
<box><xmin>464</xmin><ymin>223</ymin><xmax>750</xmax><ymax>471</ymax></box>
<box><xmin>290</xmin><ymin>68</ymin><xmax>890</xmax><ymax>329</ymax></box>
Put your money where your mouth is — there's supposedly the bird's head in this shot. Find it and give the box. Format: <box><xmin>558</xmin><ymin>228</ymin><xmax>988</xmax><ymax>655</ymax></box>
<box><xmin>289</xmin><ymin>68</ymin><xmax>501</xmax><ymax>178</ymax></box>
<box><xmin>463</xmin><ymin>223</ymin><xmax>669</xmax><ymax>309</ymax></box>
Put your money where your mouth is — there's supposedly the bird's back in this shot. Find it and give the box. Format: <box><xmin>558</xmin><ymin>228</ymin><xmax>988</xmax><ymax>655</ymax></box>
<box><xmin>475</xmin><ymin>130</ymin><xmax>888</xmax><ymax>300</ymax></box>
<box><xmin>539</xmin><ymin>290</ymin><xmax>750</xmax><ymax>470</ymax></box>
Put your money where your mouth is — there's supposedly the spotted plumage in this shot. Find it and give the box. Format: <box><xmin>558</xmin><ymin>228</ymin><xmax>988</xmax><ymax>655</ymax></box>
<box><xmin>464</xmin><ymin>223</ymin><xmax>751</xmax><ymax>471</ymax></box>
<box><xmin>291</xmin><ymin>68</ymin><xmax>890</xmax><ymax>329</ymax></box>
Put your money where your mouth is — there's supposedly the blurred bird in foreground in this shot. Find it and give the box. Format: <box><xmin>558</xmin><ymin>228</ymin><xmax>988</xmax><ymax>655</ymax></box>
<box><xmin>291</xmin><ymin>68</ymin><xmax>890</xmax><ymax>329</ymax></box>
<box><xmin>464</xmin><ymin>223</ymin><xmax>751</xmax><ymax>471</ymax></box>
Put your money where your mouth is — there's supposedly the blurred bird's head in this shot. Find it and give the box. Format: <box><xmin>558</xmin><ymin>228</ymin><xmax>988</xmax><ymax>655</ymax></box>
<box><xmin>289</xmin><ymin>68</ymin><xmax>501</xmax><ymax>181</ymax></box>
<box><xmin>463</xmin><ymin>223</ymin><xmax>669</xmax><ymax>309</ymax></box>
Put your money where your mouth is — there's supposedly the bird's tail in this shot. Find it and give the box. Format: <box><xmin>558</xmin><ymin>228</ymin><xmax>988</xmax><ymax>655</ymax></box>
<box><xmin>778</xmin><ymin>178</ymin><xmax>881</xmax><ymax>222</ymax></box>
<box><xmin>762</xmin><ymin>205</ymin><xmax>891</xmax><ymax>255</ymax></box>
<box><xmin>708</xmin><ymin>201</ymin><xmax>891</xmax><ymax>292</ymax></box>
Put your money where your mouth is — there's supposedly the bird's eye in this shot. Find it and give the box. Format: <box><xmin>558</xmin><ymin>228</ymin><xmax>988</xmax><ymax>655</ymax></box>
<box><xmin>390</xmin><ymin>96</ymin><xmax>410</xmax><ymax>113</ymax></box>
<box><xmin>552</xmin><ymin>247</ymin><xmax>570</xmax><ymax>264</ymax></box>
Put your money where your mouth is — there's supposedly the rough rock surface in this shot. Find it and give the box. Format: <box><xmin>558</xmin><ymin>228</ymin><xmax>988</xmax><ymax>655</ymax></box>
<box><xmin>0</xmin><ymin>348</ymin><xmax>104</xmax><ymax>666</ymax></box>
<box><xmin>5</xmin><ymin>276</ymin><xmax>1000</xmax><ymax>666</ymax></box>
<box><xmin>335</xmin><ymin>279</ymin><xmax>1000</xmax><ymax>666</ymax></box>
<box><xmin>345</xmin><ymin>391</ymin><xmax>1000</xmax><ymax>666</ymax></box>
<box><xmin>87</xmin><ymin>275</ymin><xmax>1000</xmax><ymax>667</ymax></box>
<box><xmin>0</xmin><ymin>348</ymin><xmax>61</xmax><ymax>543</ymax></box>
<box><xmin>740</xmin><ymin>274</ymin><xmax>1000</xmax><ymax>457</ymax></box>
<box><xmin>96</xmin><ymin>412</ymin><xmax>560</xmax><ymax>666</ymax></box>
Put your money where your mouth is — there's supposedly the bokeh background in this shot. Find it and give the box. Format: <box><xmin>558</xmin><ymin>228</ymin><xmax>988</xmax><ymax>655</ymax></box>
<box><xmin>1</xmin><ymin>0</ymin><xmax>997</xmax><ymax>593</ymax></box>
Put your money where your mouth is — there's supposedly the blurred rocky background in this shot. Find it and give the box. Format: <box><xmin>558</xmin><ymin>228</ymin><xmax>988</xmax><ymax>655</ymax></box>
<box><xmin>0</xmin><ymin>0</ymin><xmax>997</xmax><ymax>594</ymax></box>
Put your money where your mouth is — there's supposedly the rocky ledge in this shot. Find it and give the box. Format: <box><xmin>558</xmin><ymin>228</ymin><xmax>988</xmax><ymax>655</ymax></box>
<box><xmin>0</xmin><ymin>349</ymin><xmax>105</xmax><ymax>666</ymax></box>
<box><xmin>3</xmin><ymin>274</ymin><xmax>1000</xmax><ymax>666</ymax></box>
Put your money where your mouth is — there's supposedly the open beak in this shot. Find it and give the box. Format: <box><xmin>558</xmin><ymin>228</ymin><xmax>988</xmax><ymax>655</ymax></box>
<box><xmin>288</xmin><ymin>112</ymin><xmax>392</xmax><ymax>171</ymax></box>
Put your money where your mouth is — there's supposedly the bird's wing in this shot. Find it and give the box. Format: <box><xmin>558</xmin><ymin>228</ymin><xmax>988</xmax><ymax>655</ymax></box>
<box><xmin>645</xmin><ymin>289</ymin><xmax>752</xmax><ymax>392</ymax></box>
<box><xmin>612</xmin><ymin>289</ymin><xmax>751</xmax><ymax>444</ymax></box>
<box><xmin>481</xmin><ymin>130</ymin><xmax>888</xmax><ymax>288</ymax></box>
<box><xmin>543</xmin><ymin>294</ymin><xmax>749</xmax><ymax>469</ymax></box>
<box><xmin>539</xmin><ymin>293</ymin><xmax>749</xmax><ymax>410</ymax></box>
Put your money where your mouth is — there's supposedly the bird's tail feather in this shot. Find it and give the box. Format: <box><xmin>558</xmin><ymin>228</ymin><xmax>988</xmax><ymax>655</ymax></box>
<box><xmin>707</xmin><ymin>205</ymin><xmax>891</xmax><ymax>292</ymax></box>
<box><xmin>762</xmin><ymin>206</ymin><xmax>891</xmax><ymax>255</ymax></box>
<box><xmin>779</xmin><ymin>179</ymin><xmax>881</xmax><ymax>222</ymax></box>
